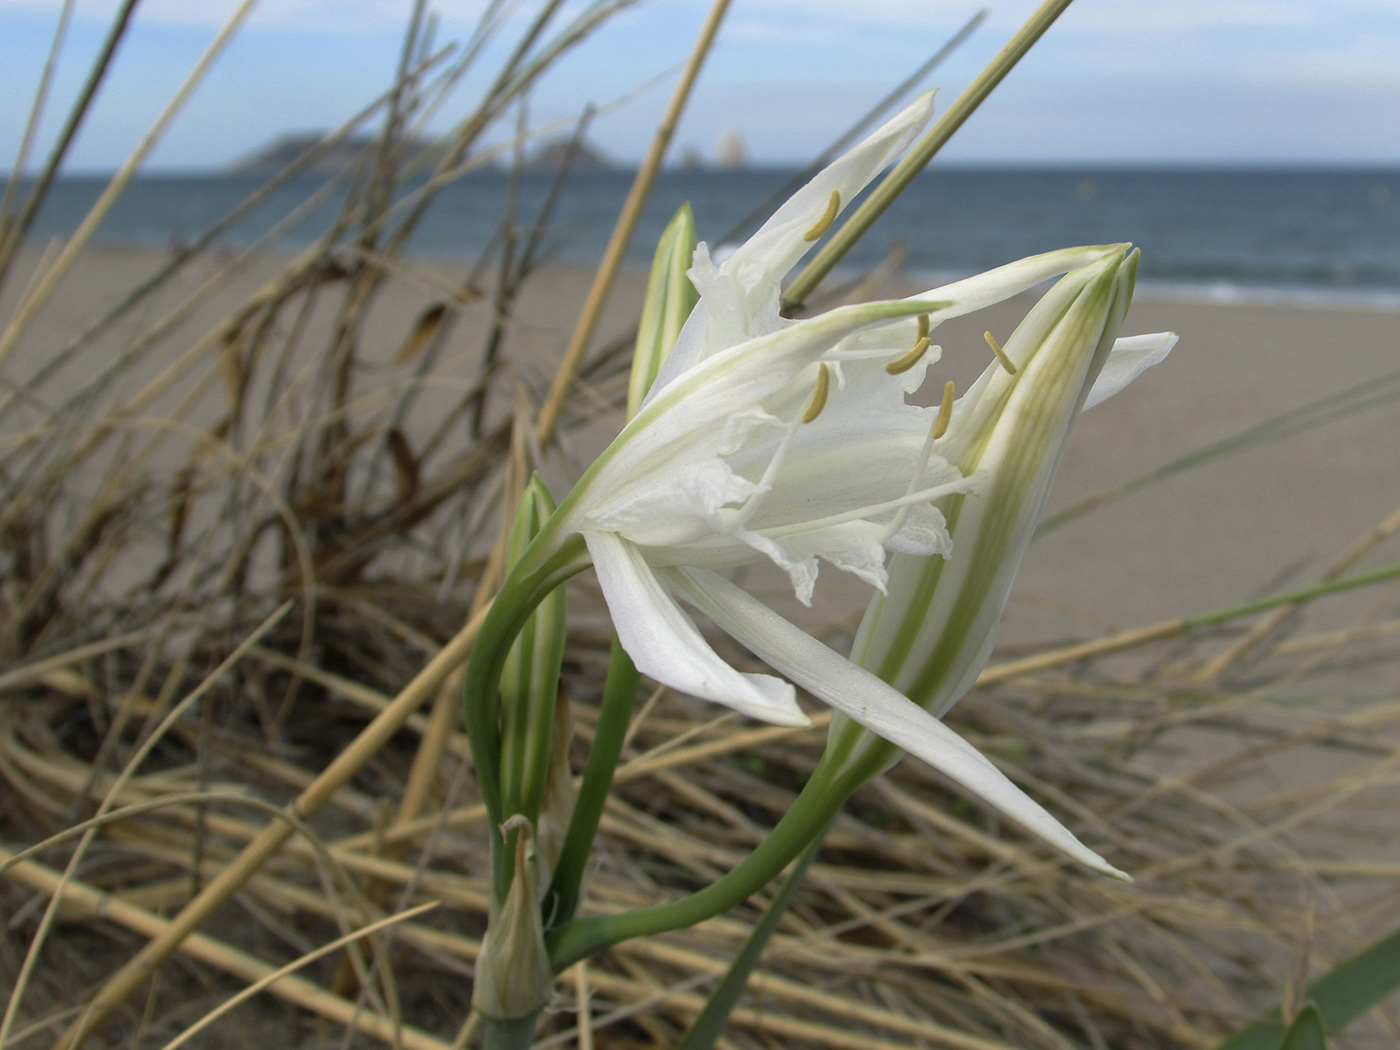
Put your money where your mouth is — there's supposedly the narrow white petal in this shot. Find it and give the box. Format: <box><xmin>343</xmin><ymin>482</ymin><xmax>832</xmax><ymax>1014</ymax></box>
<box><xmin>915</xmin><ymin>245</ymin><xmax>1124</xmax><ymax>328</ymax></box>
<box><xmin>649</xmin><ymin>94</ymin><xmax>938</xmax><ymax>393</ymax></box>
<box><xmin>667</xmin><ymin>567</ymin><xmax>1130</xmax><ymax>880</ymax></box>
<box><xmin>1082</xmin><ymin>332</ymin><xmax>1178</xmax><ymax>410</ymax></box>
<box><xmin>583</xmin><ymin>532</ymin><xmax>809</xmax><ymax>727</ymax></box>
<box><xmin>728</xmin><ymin>91</ymin><xmax>937</xmax><ymax>288</ymax></box>
<box><xmin>579</xmin><ymin>298</ymin><xmax>944</xmax><ymax>504</ymax></box>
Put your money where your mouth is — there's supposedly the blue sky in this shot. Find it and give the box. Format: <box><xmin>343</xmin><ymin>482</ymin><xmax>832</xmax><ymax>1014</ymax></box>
<box><xmin>1</xmin><ymin>0</ymin><xmax>1398</xmax><ymax>171</ymax></box>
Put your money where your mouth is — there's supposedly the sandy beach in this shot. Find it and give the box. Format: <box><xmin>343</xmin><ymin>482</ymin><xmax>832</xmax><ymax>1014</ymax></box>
<box><xmin>5</xmin><ymin>240</ymin><xmax>1400</xmax><ymax>1047</ymax></box>
<box><xmin>7</xmin><ymin>243</ymin><xmax>1399</xmax><ymax>671</ymax></box>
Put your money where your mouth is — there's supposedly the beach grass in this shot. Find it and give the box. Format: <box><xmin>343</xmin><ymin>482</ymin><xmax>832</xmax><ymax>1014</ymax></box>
<box><xmin>3</xmin><ymin>2</ymin><xmax>1400</xmax><ymax>1049</ymax></box>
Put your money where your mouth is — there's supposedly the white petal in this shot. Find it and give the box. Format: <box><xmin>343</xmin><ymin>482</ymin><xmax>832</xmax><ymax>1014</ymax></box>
<box><xmin>915</xmin><ymin>245</ymin><xmax>1124</xmax><ymax>330</ymax></box>
<box><xmin>580</xmin><ymin>298</ymin><xmax>944</xmax><ymax>503</ymax></box>
<box><xmin>666</xmin><ymin>567</ymin><xmax>1130</xmax><ymax>880</ymax></box>
<box><xmin>726</xmin><ymin>91</ymin><xmax>938</xmax><ymax>297</ymax></box>
<box><xmin>1082</xmin><ymin>332</ymin><xmax>1178</xmax><ymax>410</ymax></box>
<box><xmin>770</xmin><ymin>520</ymin><xmax>892</xmax><ymax>595</ymax></box>
<box><xmin>649</xmin><ymin>93</ymin><xmax>939</xmax><ymax>393</ymax></box>
<box><xmin>884</xmin><ymin>503</ymin><xmax>953</xmax><ymax>557</ymax></box>
<box><xmin>586</xmin><ymin>457</ymin><xmax>761</xmax><ymax>547</ymax></box>
<box><xmin>583</xmin><ymin>531</ymin><xmax>809</xmax><ymax>727</ymax></box>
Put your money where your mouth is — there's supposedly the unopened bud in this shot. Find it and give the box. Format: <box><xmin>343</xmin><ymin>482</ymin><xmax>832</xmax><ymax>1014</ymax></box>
<box><xmin>473</xmin><ymin>818</ymin><xmax>554</xmax><ymax>1022</ymax></box>
<box><xmin>628</xmin><ymin>203</ymin><xmax>698</xmax><ymax>418</ymax></box>
<box><xmin>499</xmin><ymin>476</ymin><xmax>568</xmax><ymax>824</ymax></box>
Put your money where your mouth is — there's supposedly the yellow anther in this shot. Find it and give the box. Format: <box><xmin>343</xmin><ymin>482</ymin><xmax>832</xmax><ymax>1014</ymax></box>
<box><xmin>984</xmin><ymin>330</ymin><xmax>1018</xmax><ymax>374</ymax></box>
<box><xmin>886</xmin><ymin>336</ymin><xmax>931</xmax><ymax>375</ymax></box>
<box><xmin>803</xmin><ymin>190</ymin><xmax>840</xmax><ymax>241</ymax></box>
<box><xmin>932</xmin><ymin>380</ymin><xmax>955</xmax><ymax>439</ymax></box>
<box><xmin>916</xmin><ymin>313</ymin><xmax>930</xmax><ymax>340</ymax></box>
<box><xmin>802</xmin><ymin>363</ymin><xmax>831</xmax><ymax>423</ymax></box>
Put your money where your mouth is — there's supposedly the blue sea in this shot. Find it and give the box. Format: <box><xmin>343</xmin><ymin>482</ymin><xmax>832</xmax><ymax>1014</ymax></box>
<box><xmin>14</xmin><ymin>167</ymin><xmax>1400</xmax><ymax>307</ymax></box>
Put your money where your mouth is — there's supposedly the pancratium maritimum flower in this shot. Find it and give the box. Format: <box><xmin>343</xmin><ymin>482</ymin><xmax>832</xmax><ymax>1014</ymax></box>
<box><xmin>493</xmin><ymin>95</ymin><xmax>1174</xmax><ymax>877</ymax></box>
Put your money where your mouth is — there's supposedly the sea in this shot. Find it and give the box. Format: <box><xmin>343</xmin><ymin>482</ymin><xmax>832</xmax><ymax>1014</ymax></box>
<box><xmin>14</xmin><ymin>167</ymin><xmax>1400</xmax><ymax>308</ymax></box>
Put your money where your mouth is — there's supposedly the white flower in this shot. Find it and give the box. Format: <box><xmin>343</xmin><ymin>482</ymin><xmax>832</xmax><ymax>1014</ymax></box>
<box><xmin>850</xmin><ymin>257</ymin><xmax>1177</xmax><ymax>726</ymax></box>
<box><xmin>512</xmin><ymin>95</ymin><xmax>1173</xmax><ymax>877</ymax></box>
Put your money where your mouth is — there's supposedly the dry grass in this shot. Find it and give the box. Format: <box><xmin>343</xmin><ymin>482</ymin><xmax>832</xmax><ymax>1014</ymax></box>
<box><xmin>4</xmin><ymin>3</ymin><xmax>1400</xmax><ymax>1049</ymax></box>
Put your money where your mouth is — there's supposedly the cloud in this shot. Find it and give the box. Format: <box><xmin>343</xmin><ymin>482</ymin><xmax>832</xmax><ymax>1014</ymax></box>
<box><xmin>735</xmin><ymin>0</ymin><xmax>1394</xmax><ymax>33</ymax></box>
<box><xmin>0</xmin><ymin>0</ymin><xmax>501</xmax><ymax>31</ymax></box>
<box><xmin>716</xmin><ymin>0</ymin><xmax>1400</xmax><ymax>89</ymax></box>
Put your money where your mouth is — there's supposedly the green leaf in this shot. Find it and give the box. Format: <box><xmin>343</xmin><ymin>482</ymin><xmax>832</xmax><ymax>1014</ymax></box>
<box><xmin>1214</xmin><ymin>926</ymin><xmax>1400</xmax><ymax>1050</ymax></box>
<box><xmin>1278</xmin><ymin>1004</ymin><xmax>1327</xmax><ymax>1050</ymax></box>
<box><xmin>674</xmin><ymin>835</ymin><xmax>824</xmax><ymax>1050</ymax></box>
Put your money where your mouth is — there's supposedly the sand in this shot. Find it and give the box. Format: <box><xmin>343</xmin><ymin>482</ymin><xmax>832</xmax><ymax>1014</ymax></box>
<box><xmin>5</xmin><ymin>244</ymin><xmax>1399</xmax><ymax>688</ymax></box>
<box><xmin>6</xmin><ymin>245</ymin><xmax>1400</xmax><ymax>1044</ymax></box>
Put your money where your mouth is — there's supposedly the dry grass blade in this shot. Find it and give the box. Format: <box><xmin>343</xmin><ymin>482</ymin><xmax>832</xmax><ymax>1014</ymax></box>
<box><xmin>534</xmin><ymin>0</ymin><xmax>733</xmax><ymax>445</ymax></box>
<box><xmin>2</xmin><ymin>1</ymin><xmax>1398</xmax><ymax>1048</ymax></box>
<box><xmin>0</xmin><ymin>0</ymin><xmax>263</xmax><ymax>368</ymax></box>
<box><xmin>2</xmin><ymin>852</ymin><xmax>450</xmax><ymax>1050</ymax></box>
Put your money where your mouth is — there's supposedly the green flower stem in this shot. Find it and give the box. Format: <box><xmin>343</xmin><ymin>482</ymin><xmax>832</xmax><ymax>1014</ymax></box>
<box><xmin>546</xmin><ymin>755</ymin><xmax>859</xmax><ymax>971</ymax></box>
<box><xmin>674</xmin><ymin>826</ymin><xmax>828</xmax><ymax>1050</ymax></box>
<box><xmin>544</xmin><ymin>635</ymin><xmax>640</xmax><ymax>928</ymax></box>
<box><xmin>782</xmin><ymin>0</ymin><xmax>1077</xmax><ymax>312</ymax></box>
<box><xmin>462</xmin><ymin>532</ymin><xmax>587</xmax><ymax>895</ymax></box>
<box><xmin>480</xmin><ymin>1013</ymin><xmax>540</xmax><ymax>1050</ymax></box>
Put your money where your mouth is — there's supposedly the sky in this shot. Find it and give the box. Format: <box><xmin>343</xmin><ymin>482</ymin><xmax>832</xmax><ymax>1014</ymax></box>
<box><xmin>0</xmin><ymin>0</ymin><xmax>1398</xmax><ymax>171</ymax></box>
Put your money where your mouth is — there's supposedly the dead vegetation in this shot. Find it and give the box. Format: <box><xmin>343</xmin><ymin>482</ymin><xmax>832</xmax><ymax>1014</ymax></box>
<box><xmin>3</xmin><ymin>2</ymin><xmax>1400</xmax><ymax>1049</ymax></box>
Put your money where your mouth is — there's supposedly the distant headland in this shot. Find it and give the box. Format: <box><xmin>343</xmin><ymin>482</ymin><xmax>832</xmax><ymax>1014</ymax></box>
<box><xmin>227</xmin><ymin>133</ymin><xmax>616</xmax><ymax>175</ymax></box>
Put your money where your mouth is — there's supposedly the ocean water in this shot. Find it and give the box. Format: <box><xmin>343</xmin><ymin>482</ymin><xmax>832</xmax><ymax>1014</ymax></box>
<box><xmin>13</xmin><ymin>167</ymin><xmax>1400</xmax><ymax>305</ymax></box>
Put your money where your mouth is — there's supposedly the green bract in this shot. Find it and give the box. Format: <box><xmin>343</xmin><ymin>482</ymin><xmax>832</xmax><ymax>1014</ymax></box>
<box><xmin>629</xmin><ymin>202</ymin><xmax>698</xmax><ymax>418</ymax></box>
<box><xmin>472</xmin><ymin>819</ymin><xmax>554</xmax><ymax>1023</ymax></box>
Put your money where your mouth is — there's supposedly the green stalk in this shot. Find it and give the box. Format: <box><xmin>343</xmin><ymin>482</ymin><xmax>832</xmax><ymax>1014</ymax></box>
<box><xmin>462</xmin><ymin>533</ymin><xmax>587</xmax><ymax>893</ymax></box>
<box><xmin>547</xmin><ymin>757</ymin><xmax>856</xmax><ymax>970</ymax></box>
<box><xmin>674</xmin><ymin>830</ymin><xmax>826</xmax><ymax>1050</ymax></box>
<box><xmin>1186</xmin><ymin>559</ymin><xmax>1400</xmax><ymax>630</ymax></box>
<box><xmin>481</xmin><ymin>1013</ymin><xmax>540</xmax><ymax>1050</ymax></box>
<box><xmin>782</xmin><ymin>0</ymin><xmax>1077</xmax><ymax>312</ymax></box>
<box><xmin>543</xmin><ymin>636</ymin><xmax>640</xmax><ymax>927</ymax></box>
<box><xmin>1215</xmin><ymin>924</ymin><xmax>1400</xmax><ymax>1050</ymax></box>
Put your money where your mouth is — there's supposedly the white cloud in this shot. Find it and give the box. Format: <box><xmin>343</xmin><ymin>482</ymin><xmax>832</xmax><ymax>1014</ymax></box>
<box><xmin>0</xmin><ymin>0</ymin><xmax>497</xmax><ymax>31</ymax></box>
<box><xmin>737</xmin><ymin>0</ymin><xmax>1395</xmax><ymax>33</ymax></box>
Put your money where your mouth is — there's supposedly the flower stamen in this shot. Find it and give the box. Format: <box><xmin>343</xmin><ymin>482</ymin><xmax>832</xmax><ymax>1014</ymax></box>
<box><xmin>886</xmin><ymin>318</ymin><xmax>933</xmax><ymax>374</ymax></box>
<box><xmin>803</xmin><ymin>190</ymin><xmax>840</xmax><ymax>241</ymax></box>
<box><xmin>984</xmin><ymin>330</ymin><xmax>1018</xmax><ymax>374</ymax></box>
<box><xmin>766</xmin><ymin>474</ymin><xmax>975</xmax><ymax>540</ymax></box>
<box><xmin>876</xmin><ymin>376</ymin><xmax>958</xmax><ymax>544</ymax></box>
<box><xmin>802</xmin><ymin>363</ymin><xmax>831</xmax><ymax>423</ymax></box>
<box><xmin>933</xmin><ymin>380</ymin><xmax>955</xmax><ymax>439</ymax></box>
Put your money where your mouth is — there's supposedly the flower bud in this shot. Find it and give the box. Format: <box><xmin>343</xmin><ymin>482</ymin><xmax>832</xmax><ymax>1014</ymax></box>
<box><xmin>473</xmin><ymin>818</ymin><xmax>554</xmax><ymax>1022</ymax></box>
<box><xmin>498</xmin><ymin>476</ymin><xmax>568</xmax><ymax>824</ymax></box>
<box><xmin>627</xmin><ymin>202</ymin><xmax>698</xmax><ymax>419</ymax></box>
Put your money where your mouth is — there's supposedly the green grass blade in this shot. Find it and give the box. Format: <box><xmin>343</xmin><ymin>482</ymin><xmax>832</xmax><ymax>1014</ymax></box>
<box><xmin>1214</xmin><ymin>927</ymin><xmax>1400</xmax><ymax>1050</ymax></box>
<box><xmin>674</xmin><ymin>836</ymin><xmax>823</xmax><ymax>1050</ymax></box>
<box><xmin>1038</xmin><ymin>367</ymin><xmax>1400</xmax><ymax>536</ymax></box>
<box><xmin>1278</xmin><ymin>1005</ymin><xmax>1328</xmax><ymax>1050</ymax></box>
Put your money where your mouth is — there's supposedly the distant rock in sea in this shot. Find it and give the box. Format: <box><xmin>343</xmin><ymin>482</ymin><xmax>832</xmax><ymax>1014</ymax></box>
<box><xmin>228</xmin><ymin>133</ymin><xmax>447</xmax><ymax>175</ymax></box>
<box><xmin>229</xmin><ymin>132</ymin><xmax>613</xmax><ymax>175</ymax></box>
<box><xmin>716</xmin><ymin>128</ymin><xmax>747</xmax><ymax>170</ymax></box>
<box><xmin>524</xmin><ymin>136</ymin><xmax>612</xmax><ymax>170</ymax></box>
